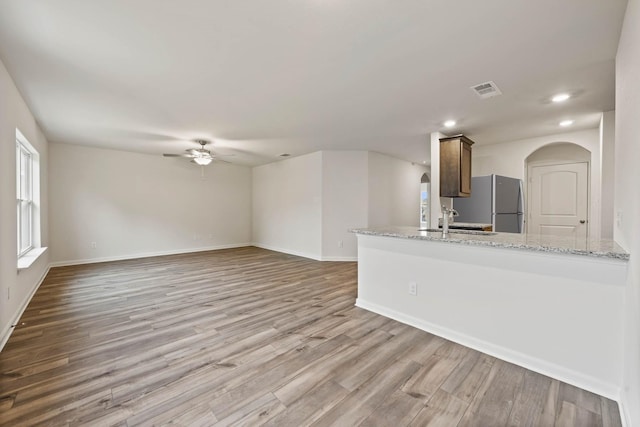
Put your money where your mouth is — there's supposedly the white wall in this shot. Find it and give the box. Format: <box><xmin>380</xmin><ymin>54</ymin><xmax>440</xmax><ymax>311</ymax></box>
<box><xmin>0</xmin><ymin>59</ymin><xmax>50</xmax><ymax>348</ymax></box>
<box><xmin>252</xmin><ymin>151</ymin><xmax>323</xmax><ymax>260</ymax></box>
<box><xmin>368</xmin><ymin>151</ymin><xmax>427</xmax><ymax>227</ymax></box>
<box><xmin>49</xmin><ymin>143</ymin><xmax>252</xmax><ymax>264</ymax></box>
<box><xmin>525</xmin><ymin>142</ymin><xmax>591</xmax><ymax>164</ymax></box>
<box><xmin>321</xmin><ymin>151</ymin><xmax>368</xmax><ymax>261</ymax></box>
<box><xmin>600</xmin><ymin>111</ymin><xmax>616</xmax><ymax>239</ymax></box>
<box><xmin>616</xmin><ymin>0</ymin><xmax>640</xmax><ymax>424</ymax></box>
<box><xmin>473</xmin><ymin>129</ymin><xmax>603</xmax><ymax>239</ymax></box>
<box><xmin>252</xmin><ymin>150</ymin><xmax>426</xmax><ymax>260</ymax></box>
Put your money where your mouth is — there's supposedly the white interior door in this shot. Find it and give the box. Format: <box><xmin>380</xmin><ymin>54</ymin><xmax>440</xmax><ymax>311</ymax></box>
<box><xmin>528</xmin><ymin>162</ymin><xmax>588</xmax><ymax>240</ymax></box>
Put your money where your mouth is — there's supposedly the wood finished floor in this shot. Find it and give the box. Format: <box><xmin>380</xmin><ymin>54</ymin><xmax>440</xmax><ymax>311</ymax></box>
<box><xmin>0</xmin><ymin>247</ymin><xmax>622</xmax><ymax>427</ymax></box>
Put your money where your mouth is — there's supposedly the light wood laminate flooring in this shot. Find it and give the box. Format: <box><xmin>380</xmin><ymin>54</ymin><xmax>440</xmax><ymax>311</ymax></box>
<box><xmin>0</xmin><ymin>247</ymin><xmax>622</xmax><ymax>426</ymax></box>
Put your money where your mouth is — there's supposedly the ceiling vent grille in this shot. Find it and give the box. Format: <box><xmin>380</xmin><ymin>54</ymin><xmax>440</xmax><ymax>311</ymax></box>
<box><xmin>471</xmin><ymin>81</ymin><xmax>502</xmax><ymax>99</ymax></box>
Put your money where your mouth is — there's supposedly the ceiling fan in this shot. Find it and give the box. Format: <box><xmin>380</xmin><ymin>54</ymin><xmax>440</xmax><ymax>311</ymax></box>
<box><xmin>162</xmin><ymin>139</ymin><xmax>232</xmax><ymax>165</ymax></box>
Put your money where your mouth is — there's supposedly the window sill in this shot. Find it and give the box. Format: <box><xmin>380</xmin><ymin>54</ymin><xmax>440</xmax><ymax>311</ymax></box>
<box><xmin>17</xmin><ymin>247</ymin><xmax>48</xmax><ymax>271</ymax></box>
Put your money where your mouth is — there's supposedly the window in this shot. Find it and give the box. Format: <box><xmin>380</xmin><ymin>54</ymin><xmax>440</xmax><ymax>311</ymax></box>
<box><xmin>17</xmin><ymin>140</ymin><xmax>33</xmax><ymax>256</ymax></box>
<box><xmin>16</xmin><ymin>130</ymin><xmax>41</xmax><ymax>262</ymax></box>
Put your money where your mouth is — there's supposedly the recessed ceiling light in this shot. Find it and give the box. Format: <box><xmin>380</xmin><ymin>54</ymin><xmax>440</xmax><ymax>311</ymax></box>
<box><xmin>552</xmin><ymin>93</ymin><xmax>571</xmax><ymax>103</ymax></box>
<box><xmin>422</xmin><ymin>161</ymin><xmax>427</xmax><ymax>164</ymax></box>
<box><xmin>559</xmin><ymin>120</ymin><xmax>574</xmax><ymax>127</ymax></box>
<box><xmin>444</xmin><ymin>120</ymin><xmax>456</xmax><ymax>128</ymax></box>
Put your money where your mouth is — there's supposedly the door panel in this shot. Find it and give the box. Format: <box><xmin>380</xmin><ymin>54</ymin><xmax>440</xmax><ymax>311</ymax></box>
<box><xmin>528</xmin><ymin>162</ymin><xmax>588</xmax><ymax>241</ymax></box>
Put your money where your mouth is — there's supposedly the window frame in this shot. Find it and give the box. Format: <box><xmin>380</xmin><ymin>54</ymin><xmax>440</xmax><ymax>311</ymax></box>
<box><xmin>17</xmin><ymin>139</ymin><xmax>34</xmax><ymax>257</ymax></box>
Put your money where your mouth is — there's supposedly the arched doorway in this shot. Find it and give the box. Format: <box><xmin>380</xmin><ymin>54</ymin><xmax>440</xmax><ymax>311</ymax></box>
<box><xmin>420</xmin><ymin>173</ymin><xmax>430</xmax><ymax>229</ymax></box>
<box><xmin>525</xmin><ymin>143</ymin><xmax>590</xmax><ymax>241</ymax></box>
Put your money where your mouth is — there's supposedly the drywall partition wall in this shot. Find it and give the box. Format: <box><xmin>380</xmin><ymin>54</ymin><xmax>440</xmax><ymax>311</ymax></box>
<box><xmin>252</xmin><ymin>152</ymin><xmax>323</xmax><ymax>260</ymax></box>
<box><xmin>429</xmin><ymin>132</ymin><xmax>449</xmax><ymax>228</ymax></box>
<box><xmin>321</xmin><ymin>151</ymin><xmax>368</xmax><ymax>261</ymax></box>
<box><xmin>616</xmin><ymin>0</ymin><xmax>640</xmax><ymax>424</ymax></box>
<box><xmin>600</xmin><ymin>111</ymin><xmax>616</xmax><ymax>239</ymax></box>
<box><xmin>367</xmin><ymin>151</ymin><xmax>428</xmax><ymax>228</ymax></box>
<box><xmin>0</xmin><ymin>58</ymin><xmax>50</xmax><ymax>349</ymax></box>
<box><xmin>252</xmin><ymin>150</ymin><xmax>424</xmax><ymax>260</ymax></box>
<box><xmin>49</xmin><ymin>143</ymin><xmax>252</xmax><ymax>265</ymax></box>
<box><xmin>472</xmin><ymin>129</ymin><xmax>603</xmax><ymax>239</ymax></box>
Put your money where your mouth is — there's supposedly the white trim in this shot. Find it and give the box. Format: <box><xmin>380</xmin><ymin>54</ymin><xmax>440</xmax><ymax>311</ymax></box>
<box><xmin>0</xmin><ymin>265</ymin><xmax>50</xmax><ymax>353</ymax></box>
<box><xmin>17</xmin><ymin>247</ymin><xmax>48</xmax><ymax>270</ymax></box>
<box><xmin>320</xmin><ymin>256</ymin><xmax>358</xmax><ymax>262</ymax></box>
<box><xmin>251</xmin><ymin>243</ymin><xmax>357</xmax><ymax>262</ymax></box>
<box><xmin>619</xmin><ymin>394</ymin><xmax>632</xmax><ymax>427</ymax></box>
<box><xmin>251</xmin><ymin>243</ymin><xmax>322</xmax><ymax>261</ymax></box>
<box><xmin>49</xmin><ymin>243</ymin><xmax>252</xmax><ymax>267</ymax></box>
<box><xmin>355</xmin><ymin>297</ymin><xmax>621</xmax><ymax>401</ymax></box>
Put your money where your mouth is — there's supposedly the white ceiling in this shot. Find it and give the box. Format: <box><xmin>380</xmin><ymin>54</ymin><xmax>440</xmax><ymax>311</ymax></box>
<box><xmin>0</xmin><ymin>0</ymin><xmax>628</xmax><ymax>166</ymax></box>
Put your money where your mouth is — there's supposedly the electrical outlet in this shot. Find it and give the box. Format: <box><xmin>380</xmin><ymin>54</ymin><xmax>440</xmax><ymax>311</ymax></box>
<box><xmin>408</xmin><ymin>281</ymin><xmax>417</xmax><ymax>296</ymax></box>
<box><xmin>616</xmin><ymin>211</ymin><xmax>623</xmax><ymax>227</ymax></box>
<box><xmin>338</xmin><ymin>240</ymin><xmax>343</xmax><ymax>248</ymax></box>
<box><xmin>90</xmin><ymin>242</ymin><xmax>97</xmax><ymax>249</ymax></box>
<box><xmin>7</xmin><ymin>287</ymin><xmax>10</xmax><ymax>300</ymax></box>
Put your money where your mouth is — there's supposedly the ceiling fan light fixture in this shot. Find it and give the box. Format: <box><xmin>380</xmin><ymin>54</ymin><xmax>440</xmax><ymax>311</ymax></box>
<box><xmin>552</xmin><ymin>93</ymin><xmax>570</xmax><ymax>103</ymax></box>
<box><xmin>193</xmin><ymin>157</ymin><xmax>213</xmax><ymax>166</ymax></box>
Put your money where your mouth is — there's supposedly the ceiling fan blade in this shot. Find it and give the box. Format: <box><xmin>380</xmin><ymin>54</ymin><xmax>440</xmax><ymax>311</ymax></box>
<box><xmin>214</xmin><ymin>158</ymin><xmax>232</xmax><ymax>164</ymax></box>
<box><xmin>163</xmin><ymin>153</ymin><xmax>194</xmax><ymax>158</ymax></box>
<box><xmin>211</xmin><ymin>153</ymin><xmax>235</xmax><ymax>157</ymax></box>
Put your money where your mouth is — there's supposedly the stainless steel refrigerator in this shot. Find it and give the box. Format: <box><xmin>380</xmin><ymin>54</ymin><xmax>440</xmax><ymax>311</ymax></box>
<box><xmin>453</xmin><ymin>175</ymin><xmax>524</xmax><ymax>233</ymax></box>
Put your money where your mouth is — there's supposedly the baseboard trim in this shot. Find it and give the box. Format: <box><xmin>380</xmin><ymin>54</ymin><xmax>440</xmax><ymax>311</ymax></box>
<box><xmin>355</xmin><ymin>297</ymin><xmax>620</xmax><ymax>401</ymax></box>
<box><xmin>251</xmin><ymin>243</ymin><xmax>357</xmax><ymax>262</ymax></box>
<box><xmin>619</xmin><ymin>393</ymin><xmax>632</xmax><ymax>427</ymax></box>
<box><xmin>50</xmin><ymin>243</ymin><xmax>253</xmax><ymax>267</ymax></box>
<box><xmin>251</xmin><ymin>243</ymin><xmax>322</xmax><ymax>261</ymax></box>
<box><xmin>320</xmin><ymin>256</ymin><xmax>358</xmax><ymax>262</ymax></box>
<box><xmin>0</xmin><ymin>265</ymin><xmax>50</xmax><ymax>353</ymax></box>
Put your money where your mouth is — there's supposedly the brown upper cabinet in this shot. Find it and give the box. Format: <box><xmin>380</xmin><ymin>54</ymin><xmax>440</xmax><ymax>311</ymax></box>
<box><xmin>439</xmin><ymin>135</ymin><xmax>474</xmax><ymax>198</ymax></box>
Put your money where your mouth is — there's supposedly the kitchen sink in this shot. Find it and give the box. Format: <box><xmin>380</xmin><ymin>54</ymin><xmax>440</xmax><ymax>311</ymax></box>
<box><xmin>418</xmin><ymin>228</ymin><xmax>497</xmax><ymax>236</ymax></box>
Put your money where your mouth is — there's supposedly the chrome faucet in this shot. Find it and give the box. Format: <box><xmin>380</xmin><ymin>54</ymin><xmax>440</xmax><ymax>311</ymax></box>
<box><xmin>441</xmin><ymin>205</ymin><xmax>459</xmax><ymax>237</ymax></box>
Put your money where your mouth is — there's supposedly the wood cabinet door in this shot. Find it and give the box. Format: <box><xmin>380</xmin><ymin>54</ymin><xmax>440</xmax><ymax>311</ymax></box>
<box><xmin>440</xmin><ymin>139</ymin><xmax>461</xmax><ymax>197</ymax></box>
<box><xmin>439</xmin><ymin>136</ymin><xmax>473</xmax><ymax>197</ymax></box>
<box><xmin>460</xmin><ymin>142</ymin><xmax>472</xmax><ymax>195</ymax></box>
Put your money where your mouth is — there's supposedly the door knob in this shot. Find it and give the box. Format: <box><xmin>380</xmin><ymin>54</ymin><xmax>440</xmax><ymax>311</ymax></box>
<box><xmin>579</xmin><ymin>220</ymin><xmax>586</xmax><ymax>224</ymax></box>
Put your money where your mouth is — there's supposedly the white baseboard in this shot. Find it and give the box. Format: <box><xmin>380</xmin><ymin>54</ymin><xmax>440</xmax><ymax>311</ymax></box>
<box><xmin>320</xmin><ymin>256</ymin><xmax>358</xmax><ymax>262</ymax></box>
<box><xmin>355</xmin><ymin>297</ymin><xmax>621</xmax><ymax>401</ymax></box>
<box><xmin>251</xmin><ymin>243</ymin><xmax>357</xmax><ymax>262</ymax></box>
<box><xmin>251</xmin><ymin>243</ymin><xmax>322</xmax><ymax>261</ymax></box>
<box><xmin>620</xmin><ymin>393</ymin><xmax>633</xmax><ymax>427</ymax></box>
<box><xmin>49</xmin><ymin>243</ymin><xmax>253</xmax><ymax>267</ymax></box>
<box><xmin>0</xmin><ymin>265</ymin><xmax>50</xmax><ymax>353</ymax></box>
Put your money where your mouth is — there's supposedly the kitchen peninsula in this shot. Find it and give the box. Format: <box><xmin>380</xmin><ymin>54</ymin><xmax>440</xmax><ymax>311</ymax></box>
<box><xmin>351</xmin><ymin>226</ymin><xmax>629</xmax><ymax>400</ymax></box>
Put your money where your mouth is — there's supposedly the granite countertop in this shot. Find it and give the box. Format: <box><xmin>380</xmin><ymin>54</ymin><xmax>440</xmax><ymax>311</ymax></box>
<box><xmin>351</xmin><ymin>226</ymin><xmax>630</xmax><ymax>260</ymax></box>
<box><xmin>432</xmin><ymin>221</ymin><xmax>493</xmax><ymax>230</ymax></box>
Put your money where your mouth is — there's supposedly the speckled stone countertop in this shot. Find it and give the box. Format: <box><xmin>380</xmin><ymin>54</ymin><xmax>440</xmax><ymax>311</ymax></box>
<box><xmin>433</xmin><ymin>221</ymin><xmax>493</xmax><ymax>230</ymax></box>
<box><xmin>351</xmin><ymin>226</ymin><xmax>629</xmax><ymax>260</ymax></box>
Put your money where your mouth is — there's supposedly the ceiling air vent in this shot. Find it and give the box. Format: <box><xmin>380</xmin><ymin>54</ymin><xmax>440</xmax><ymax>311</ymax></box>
<box><xmin>471</xmin><ymin>81</ymin><xmax>502</xmax><ymax>99</ymax></box>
